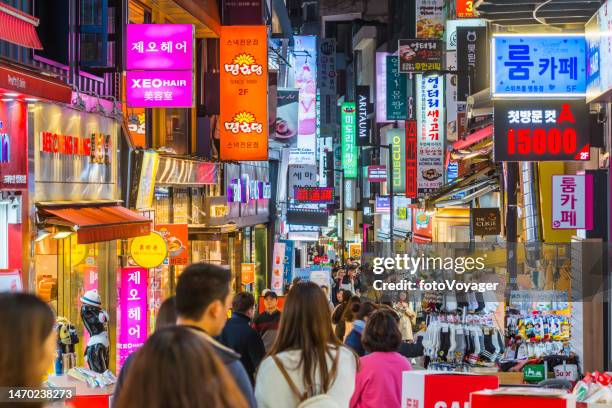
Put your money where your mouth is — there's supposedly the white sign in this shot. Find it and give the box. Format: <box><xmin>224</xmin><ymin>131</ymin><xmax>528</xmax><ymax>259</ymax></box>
<box><xmin>445</xmin><ymin>19</ymin><xmax>487</xmax><ymax>51</ymax></box>
<box><xmin>271</xmin><ymin>242</ymin><xmax>286</xmax><ymax>294</ymax></box>
<box><xmin>288</xmin><ymin>164</ymin><xmax>317</xmax><ymax>198</ymax></box>
<box><xmin>552</xmin><ymin>174</ymin><xmax>593</xmax><ymax>230</ymax></box>
<box><xmin>417</xmin><ymin>74</ymin><xmax>445</xmax><ymax>196</ymax></box>
<box><xmin>446</xmin><ymin>51</ymin><xmax>458</xmax><ymax>142</ymax></box>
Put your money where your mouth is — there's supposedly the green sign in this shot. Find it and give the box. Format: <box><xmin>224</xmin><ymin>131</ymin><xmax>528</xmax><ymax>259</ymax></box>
<box><xmin>386</xmin><ymin>56</ymin><xmax>408</xmax><ymax>120</ymax></box>
<box><xmin>341</xmin><ymin>102</ymin><xmax>358</xmax><ymax>178</ymax></box>
<box><xmin>523</xmin><ymin>364</ymin><xmax>546</xmax><ymax>383</ymax></box>
<box><xmin>389</xmin><ymin>128</ymin><xmax>405</xmax><ymax>193</ymax></box>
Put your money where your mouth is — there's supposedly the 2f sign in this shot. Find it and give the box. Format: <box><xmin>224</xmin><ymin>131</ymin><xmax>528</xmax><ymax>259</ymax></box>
<box><xmin>434</xmin><ymin>402</ymin><xmax>469</xmax><ymax>408</ymax></box>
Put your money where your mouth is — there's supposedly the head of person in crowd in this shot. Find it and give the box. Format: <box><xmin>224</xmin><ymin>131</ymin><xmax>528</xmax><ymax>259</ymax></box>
<box><xmin>362</xmin><ymin>309</ymin><xmax>402</xmax><ymax>353</ymax></box>
<box><xmin>232</xmin><ymin>292</ymin><xmax>256</xmax><ymax>319</ymax></box>
<box><xmin>114</xmin><ymin>326</ymin><xmax>247</xmax><ymax>408</ymax></box>
<box><xmin>337</xmin><ymin>289</ymin><xmax>352</xmax><ymax>305</ymax></box>
<box><xmin>347</xmin><ymin>265</ymin><xmax>359</xmax><ymax>278</ymax></box>
<box><xmin>290</xmin><ymin>277</ymin><xmax>301</xmax><ymax>290</ymax></box>
<box><xmin>270</xmin><ymin>281</ymin><xmax>347</xmax><ymax>394</ymax></box>
<box><xmin>342</xmin><ymin>295</ymin><xmax>361</xmax><ymax>323</ymax></box>
<box><xmin>175</xmin><ymin>263</ymin><xmax>233</xmax><ymax>337</ymax></box>
<box><xmin>0</xmin><ymin>293</ymin><xmax>55</xmax><ymax>387</ymax></box>
<box><xmin>155</xmin><ymin>296</ymin><xmax>177</xmax><ymax>331</ymax></box>
<box><xmin>262</xmin><ymin>289</ymin><xmax>278</xmax><ymax>314</ymax></box>
<box><xmin>398</xmin><ymin>291</ymin><xmax>408</xmax><ymax>302</ymax></box>
<box><xmin>353</xmin><ymin>301</ymin><xmax>378</xmax><ymax>323</ymax></box>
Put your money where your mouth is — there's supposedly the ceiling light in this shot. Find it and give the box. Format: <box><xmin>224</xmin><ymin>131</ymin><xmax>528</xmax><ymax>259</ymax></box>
<box><xmin>24</xmin><ymin>98</ymin><xmax>38</xmax><ymax>102</ymax></box>
<box><xmin>5</xmin><ymin>93</ymin><xmax>19</xmax><ymax>97</ymax></box>
<box><xmin>35</xmin><ymin>231</ymin><xmax>52</xmax><ymax>242</ymax></box>
<box><xmin>53</xmin><ymin>231</ymin><xmax>74</xmax><ymax>239</ymax></box>
<box><xmin>1</xmin><ymin>98</ymin><xmax>13</xmax><ymax>102</ymax></box>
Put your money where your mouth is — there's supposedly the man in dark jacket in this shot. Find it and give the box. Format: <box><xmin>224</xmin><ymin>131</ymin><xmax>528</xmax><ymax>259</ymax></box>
<box><xmin>253</xmin><ymin>289</ymin><xmax>281</xmax><ymax>352</ymax></box>
<box><xmin>112</xmin><ymin>263</ymin><xmax>256</xmax><ymax>408</ymax></box>
<box><xmin>219</xmin><ymin>292</ymin><xmax>266</xmax><ymax>384</ymax></box>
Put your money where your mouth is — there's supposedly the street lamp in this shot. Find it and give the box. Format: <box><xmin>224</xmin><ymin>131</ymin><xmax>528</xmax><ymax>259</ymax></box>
<box><xmin>362</xmin><ymin>143</ymin><xmax>394</xmax><ymax>253</ymax></box>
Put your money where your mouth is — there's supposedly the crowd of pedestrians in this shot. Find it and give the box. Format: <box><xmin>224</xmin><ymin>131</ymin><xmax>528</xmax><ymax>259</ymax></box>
<box><xmin>0</xmin><ymin>261</ymin><xmax>417</xmax><ymax>408</ymax></box>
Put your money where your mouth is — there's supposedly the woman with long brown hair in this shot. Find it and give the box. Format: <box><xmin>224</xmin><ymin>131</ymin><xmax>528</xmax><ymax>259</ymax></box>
<box><xmin>0</xmin><ymin>293</ymin><xmax>56</xmax><ymax>388</ymax></box>
<box><xmin>114</xmin><ymin>326</ymin><xmax>247</xmax><ymax>408</ymax></box>
<box><xmin>255</xmin><ymin>282</ymin><xmax>358</xmax><ymax>408</ymax></box>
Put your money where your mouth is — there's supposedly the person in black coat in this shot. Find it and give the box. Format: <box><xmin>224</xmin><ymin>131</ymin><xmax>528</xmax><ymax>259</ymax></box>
<box><xmin>219</xmin><ymin>292</ymin><xmax>266</xmax><ymax>385</ymax></box>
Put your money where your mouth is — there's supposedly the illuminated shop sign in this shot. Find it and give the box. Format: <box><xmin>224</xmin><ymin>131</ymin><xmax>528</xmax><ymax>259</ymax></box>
<box><xmin>227</xmin><ymin>176</ymin><xmax>271</xmax><ymax>203</ymax></box>
<box><xmin>493</xmin><ymin>100</ymin><xmax>590</xmax><ymax>162</ymax></box>
<box><xmin>40</xmin><ymin>131</ymin><xmax>112</xmax><ymax>164</ymax></box>
<box><xmin>127</xmin><ymin>24</ymin><xmax>194</xmax><ymax>70</ymax></box>
<box><xmin>492</xmin><ymin>34</ymin><xmax>587</xmax><ymax>97</ymax></box>
<box><xmin>367</xmin><ymin>165</ymin><xmax>387</xmax><ymax>182</ymax></box>
<box><xmin>552</xmin><ymin>174</ymin><xmax>593</xmax><ymax>230</ymax></box>
<box><xmin>417</xmin><ymin>75</ymin><xmax>445</xmax><ymax>196</ymax></box>
<box><xmin>126</xmin><ymin>71</ymin><xmax>193</xmax><ymax>108</ymax></box>
<box><xmin>375</xmin><ymin>196</ymin><xmax>391</xmax><ymax>213</ymax></box>
<box><xmin>294</xmin><ymin>187</ymin><xmax>334</xmax><ymax>204</ymax></box>
<box><xmin>0</xmin><ymin>102</ymin><xmax>27</xmax><ymax>189</ymax></box>
<box><xmin>456</xmin><ymin>0</ymin><xmax>477</xmax><ymax>18</ymax></box>
<box><xmin>398</xmin><ymin>39</ymin><xmax>443</xmax><ymax>73</ymax></box>
<box><xmin>341</xmin><ymin>102</ymin><xmax>357</xmax><ymax>178</ymax></box>
<box><xmin>389</xmin><ymin>128</ymin><xmax>405</xmax><ymax>193</ymax></box>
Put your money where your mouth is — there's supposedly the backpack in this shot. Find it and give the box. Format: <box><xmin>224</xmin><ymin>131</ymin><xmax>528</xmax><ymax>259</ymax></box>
<box><xmin>272</xmin><ymin>351</ymin><xmax>341</xmax><ymax>408</ymax></box>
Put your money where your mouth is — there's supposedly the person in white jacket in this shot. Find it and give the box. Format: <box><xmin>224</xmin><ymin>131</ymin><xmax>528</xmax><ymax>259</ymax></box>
<box><xmin>255</xmin><ymin>281</ymin><xmax>358</xmax><ymax>408</ymax></box>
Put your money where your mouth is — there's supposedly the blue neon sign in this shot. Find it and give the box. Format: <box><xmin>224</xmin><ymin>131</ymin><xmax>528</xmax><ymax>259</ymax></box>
<box><xmin>492</xmin><ymin>35</ymin><xmax>587</xmax><ymax>97</ymax></box>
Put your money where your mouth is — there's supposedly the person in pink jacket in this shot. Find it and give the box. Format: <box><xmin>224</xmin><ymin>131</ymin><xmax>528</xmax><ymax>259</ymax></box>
<box><xmin>350</xmin><ymin>309</ymin><xmax>412</xmax><ymax>408</ymax></box>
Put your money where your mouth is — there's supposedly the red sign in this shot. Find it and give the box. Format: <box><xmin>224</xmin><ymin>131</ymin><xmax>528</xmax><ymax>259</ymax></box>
<box><xmin>405</xmin><ymin>120</ymin><xmax>417</xmax><ymax>198</ymax></box>
<box><xmin>456</xmin><ymin>0</ymin><xmax>476</xmax><ymax>18</ymax></box>
<box><xmin>367</xmin><ymin>165</ymin><xmax>387</xmax><ymax>182</ymax></box>
<box><xmin>155</xmin><ymin>224</ymin><xmax>189</xmax><ymax>266</ymax></box>
<box><xmin>0</xmin><ymin>63</ymin><xmax>72</xmax><ymax>104</ymax></box>
<box><xmin>40</xmin><ymin>132</ymin><xmax>112</xmax><ymax>164</ymax></box>
<box><xmin>294</xmin><ymin>187</ymin><xmax>334</xmax><ymax>204</ymax></box>
<box><xmin>0</xmin><ymin>100</ymin><xmax>27</xmax><ymax>189</ymax></box>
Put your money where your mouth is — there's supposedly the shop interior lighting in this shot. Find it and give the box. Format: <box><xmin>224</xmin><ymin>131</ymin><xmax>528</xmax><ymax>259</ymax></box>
<box><xmin>34</xmin><ymin>230</ymin><xmax>52</xmax><ymax>242</ymax></box>
<box><xmin>24</xmin><ymin>98</ymin><xmax>38</xmax><ymax>102</ymax></box>
<box><xmin>4</xmin><ymin>93</ymin><xmax>18</xmax><ymax>97</ymax></box>
<box><xmin>52</xmin><ymin>231</ymin><xmax>74</xmax><ymax>240</ymax></box>
<box><xmin>1</xmin><ymin>98</ymin><xmax>13</xmax><ymax>102</ymax></box>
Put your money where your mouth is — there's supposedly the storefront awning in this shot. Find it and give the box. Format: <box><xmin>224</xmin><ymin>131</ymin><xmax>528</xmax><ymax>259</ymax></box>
<box><xmin>0</xmin><ymin>3</ymin><xmax>42</xmax><ymax>49</ymax></box>
<box><xmin>39</xmin><ymin>204</ymin><xmax>151</xmax><ymax>244</ymax></box>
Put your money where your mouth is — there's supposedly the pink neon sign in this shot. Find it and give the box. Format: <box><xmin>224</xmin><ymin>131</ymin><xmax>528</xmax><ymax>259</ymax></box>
<box><xmin>127</xmin><ymin>24</ymin><xmax>194</xmax><ymax>71</ymax></box>
<box><xmin>117</xmin><ymin>267</ymin><xmax>148</xmax><ymax>368</ymax></box>
<box><xmin>126</xmin><ymin>71</ymin><xmax>193</xmax><ymax>108</ymax></box>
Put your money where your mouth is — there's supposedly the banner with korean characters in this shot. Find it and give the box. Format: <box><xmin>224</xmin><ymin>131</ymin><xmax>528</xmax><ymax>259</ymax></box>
<box><xmin>493</xmin><ymin>100</ymin><xmax>590</xmax><ymax>162</ymax></box>
<box><xmin>288</xmin><ymin>164</ymin><xmax>317</xmax><ymax>199</ymax></box>
<box><xmin>127</xmin><ymin>24</ymin><xmax>194</xmax><ymax>70</ymax></box>
<box><xmin>457</xmin><ymin>26</ymin><xmax>488</xmax><ymax>102</ymax></box>
<box><xmin>318</xmin><ymin>39</ymin><xmax>336</xmax><ymax>137</ymax></box>
<box><xmin>398</xmin><ymin>39</ymin><xmax>443</xmax><ymax>73</ymax></box>
<box><xmin>492</xmin><ymin>34</ymin><xmax>587</xmax><ymax>97</ymax></box>
<box><xmin>118</xmin><ymin>267</ymin><xmax>148</xmax><ymax>368</ymax></box>
<box><xmin>552</xmin><ymin>174</ymin><xmax>593</xmax><ymax>230</ymax></box>
<box><xmin>389</xmin><ymin>128</ymin><xmax>406</xmax><ymax>194</ymax></box>
<box><xmin>220</xmin><ymin>25</ymin><xmax>268</xmax><ymax>161</ymax></box>
<box><xmin>341</xmin><ymin>102</ymin><xmax>358</xmax><ymax>178</ymax></box>
<box><xmin>416</xmin><ymin>0</ymin><xmax>446</xmax><ymax>39</ymax></box>
<box><xmin>386</xmin><ymin>56</ymin><xmax>408</xmax><ymax>120</ymax></box>
<box><xmin>155</xmin><ymin>224</ymin><xmax>189</xmax><ymax>266</ymax></box>
<box><xmin>126</xmin><ymin>71</ymin><xmax>194</xmax><ymax>108</ymax></box>
<box><xmin>405</xmin><ymin>119</ymin><xmax>418</xmax><ymax>198</ymax></box>
<box><xmin>416</xmin><ymin>75</ymin><xmax>445</xmax><ymax>197</ymax></box>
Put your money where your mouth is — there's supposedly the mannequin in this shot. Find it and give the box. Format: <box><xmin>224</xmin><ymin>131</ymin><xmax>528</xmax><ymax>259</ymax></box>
<box><xmin>80</xmin><ymin>289</ymin><xmax>110</xmax><ymax>373</ymax></box>
<box><xmin>56</xmin><ymin>316</ymin><xmax>79</xmax><ymax>374</ymax></box>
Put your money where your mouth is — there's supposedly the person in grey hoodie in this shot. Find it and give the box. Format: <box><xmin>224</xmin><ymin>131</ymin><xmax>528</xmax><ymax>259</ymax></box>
<box><xmin>113</xmin><ymin>263</ymin><xmax>256</xmax><ymax>408</ymax></box>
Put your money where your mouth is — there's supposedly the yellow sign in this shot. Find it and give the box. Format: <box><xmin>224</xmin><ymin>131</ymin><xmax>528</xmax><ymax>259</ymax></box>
<box><xmin>210</xmin><ymin>204</ymin><xmax>229</xmax><ymax>218</ymax></box>
<box><xmin>241</xmin><ymin>263</ymin><xmax>256</xmax><ymax>285</ymax></box>
<box><xmin>348</xmin><ymin>243</ymin><xmax>362</xmax><ymax>260</ymax></box>
<box><xmin>70</xmin><ymin>239</ymin><xmax>89</xmax><ymax>267</ymax></box>
<box><xmin>130</xmin><ymin>231</ymin><xmax>168</xmax><ymax>269</ymax></box>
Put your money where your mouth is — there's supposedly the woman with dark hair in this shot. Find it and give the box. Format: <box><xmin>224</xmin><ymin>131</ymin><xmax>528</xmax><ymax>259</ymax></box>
<box><xmin>344</xmin><ymin>302</ymin><xmax>378</xmax><ymax>356</ymax></box>
<box><xmin>340</xmin><ymin>295</ymin><xmax>360</xmax><ymax>341</ymax></box>
<box><xmin>155</xmin><ymin>296</ymin><xmax>177</xmax><ymax>331</ymax></box>
<box><xmin>255</xmin><ymin>282</ymin><xmax>358</xmax><ymax>407</ymax></box>
<box><xmin>0</xmin><ymin>293</ymin><xmax>55</xmax><ymax>407</ymax></box>
<box><xmin>349</xmin><ymin>310</ymin><xmax>412</xmax><ymax>408</ymax></box>
<box><xmin>331</xmin><ymin>289</ymin><xmax>352</xmax><ymax>339</ymax></box>
<box><xmin>114</xmin><ymin>326</ymin><xmax>248</xmax><ymax>408</ymax></box>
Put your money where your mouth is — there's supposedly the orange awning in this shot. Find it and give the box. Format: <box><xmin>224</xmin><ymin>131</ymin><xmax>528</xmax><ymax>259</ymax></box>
<box><xmin>0</xmin><ymin>3</ymin><xmax>42</xmax><ymax>50</ymax></box>
<box><xmin>40</xmin><ymin>204</ymin><xmax>151</xmax><ymax>244</ymax></box>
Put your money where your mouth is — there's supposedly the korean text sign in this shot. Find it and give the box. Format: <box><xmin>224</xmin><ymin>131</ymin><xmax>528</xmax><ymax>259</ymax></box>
<box><xmin>367</xmin><ymin>165</ymin><xmax>387</xmax><ymax>182</ymax></box>
<box><xmin>126</xmin><ymin>71</ymin><xmax>193</xmax><ymax>108</ymax></box>
<box><xmin>492</xmin><ymin>34</ymin><xmax>587</xmax><ymax>97</ymax></box>
<box><xmin>417</xmin><ymin>75</ymin><xmax>445</xmax><ymax>196</ymax></box>
<box><xmin>294</xmin><ymin>187</ymin><xmax>334</xmax><ymax>204</ymax></box>
<box><xmin>220</xmin><ymin>26</ymin><xmax>268</xmax><ymax>161</ymax></box>
<box><xmin>493</xmin><ymin>100</ymin><xmax>590</xmax><ymax>161</ymax></box>
<box><xmin>398</xmin><ymin>39</ymin><xmax>443</xmax><ymax>73</ymax></box>
<box><xmin>552</xmin><ymin>174</ymin><xmax>593</xmax><ymax>230</ymax></box>
<box><xmin>127</xmin><ymin>24</ymin><xmax>194</xmax><ymax>70</ymax></box>
<box><xmin>118</xmin><ymin>267</ymin><xmax>148</xmax><ymax>368</ymax></box>
<box><xmin>389</xmin><ymin>128</ymin><xmax>406</xmax><ymax>193</ymax></box>
<box><xmin>0</xmin><ymin>100</ymin><xmax>27</xmax><ymax>189</ymax></box>
<box><xmin>386</xmin><ymin>56</ymin><xmax>408</xmax><ymax>120</ymax></box>
<box><xmin>405</xmin><ymin>119</ymin><xmax>418</xmax><ymax>198</ymax></box>
<box><xmin>341</xmin><ymin>102</ymin><xmax>358</xmax><ymax>178</ymax></box>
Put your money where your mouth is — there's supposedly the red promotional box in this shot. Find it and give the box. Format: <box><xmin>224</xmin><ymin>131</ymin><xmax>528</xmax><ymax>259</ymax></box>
<box><xmin>401</xmin><ymin>371</ymin><xmax>499</xmax><ymax>408</ymax></box>
<box><xmin>471</xmin><ymin>388</ymin><xmax>576</xmax><ymax>408</ymax></box>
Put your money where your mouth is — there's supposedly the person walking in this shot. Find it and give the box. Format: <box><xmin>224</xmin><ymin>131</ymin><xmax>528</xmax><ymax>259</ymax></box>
<box><xmin>114</xmin><ymin>326</ymin><xmax>248</xmax><ymax>408</ymax></box>
<box><xmin>253</xmin><ymin>289</ymin><xmax>281</xmax><ymax>352</ymax></box>
<box><xmin>331</xmin><ymin>289</ymin><xmax>352</xmax><ymax>340</ymax></box>
<box><xmin>113</xmin><ymin>263</ymin><xmax>256</xmax><ymax>408</ymax></box>
<box><xmin>219</xmin><ymin>292</ymin><xmax>266</xmax><ymax>384</ymax></box>
<box><xmin>255</xmin><ymin>282</ymin><xmax>358</xmax><ymax>408</ymax></box>
<box><xmin>0</xmin><ymin>293</ymin><xmax>56</xmax><ymax>395</ymax></box>
<box><xmin>344</xmin><ymin>302</ymin><xmax>378</xmax><ymax>356</ymax></box>
<box><xmin>340</xmin><ymin>295</ymin><xmax>360</xmax><ymax>341</ymax></box>
<box><xmin>155</xmin><ymin>295</ymin><xmax>177</xmax><ymax>331</ymax></box>
<box><xmin>349</xmin><ymin>310</ymin><xmax>412</xmax><ymax>408</ymax></box>
<box><xmin>393</xmin><ymin>292</ymin><xmax>416</xmax><ymax>342</ymax></box>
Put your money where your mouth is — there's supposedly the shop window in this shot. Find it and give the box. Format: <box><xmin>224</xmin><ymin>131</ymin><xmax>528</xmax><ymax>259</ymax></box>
<box><xmin>173</xmin><ymin>188</ymin><xmax>190</xmax><ymax>224</ymax></box>
<box><xmin>163</xmin><ymin>109</ymin><xmax>189</xmax><ymax>155</ymax></box>
<box><xmin>79</xmin><ymin>0</ymin><xmax>109</xmax><ymax>68</ymax></box>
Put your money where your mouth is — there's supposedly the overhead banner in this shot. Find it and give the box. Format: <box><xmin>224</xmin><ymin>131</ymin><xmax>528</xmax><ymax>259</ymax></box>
<box><xmin>376</xmin><ymin>52</ymin><xmax>390</xmax><ymax>123</ymax></box>
<box><xmin>290</xmin><ymin>36</ymin><xmax>318</xmax><ymax>164</ymax></box>
<box><xmin>457</xmin><ymin>26</ymin><xmax>488</xmax><ymax>102</ymax></box>
<box><xmin>341</xmin><ymin>102</ymin><xmax>358</xmax><ymax>178</ymax></box>
<box><xmin>398</xmin><ymin>39</ymin><xmax>443</xmax><ymax>73</ymax></box>
<box><xmin>406</xmin><ymin>119</ymin><xmax>418</xmax><ymax>198</ymax></box>
<box><xmin>220</xmin><ymin>25</ymin><xmax>268</xmax><ymax>160</ymax></box>
<box><xmin>492</xmin><ymin>34</ymin><xmax>587</xmax><ymax>97</ymax></box>
<box><xmin>318</xmin><ymin>39</ymin><xmax>337</xmax><ymax>136</ymax></box>
<box><xmin>389</xmin><ymin>128</ymin><xmax>406</xmax><ymax>194</ymax></box>
<box><xmin>274</xmin><ymin>88</ymin><xmax>299</xmax><ymax>146</ymax></box>
<box><xmin>386</xmin><ymin>56</ymin><xmax>408</xmax><ymax>120</ymax></box>
<box><xmin>552</xmin><ymin>175</ymin><xmax>593</xmax><ymax>230</ymax></box>
<box><xmin>416</xmin><ymin>0</ymin><xmax>446</xmax><ymax>39</ymax></box>
<box><xmin>356</xmin><ymin>85</ymin><xmax>371</xmax><ymax>146</ymax></box>
<box><xmin>493</xmin><ymin>100</ymin><xmax>590</xmax><ymax>162</ymax></box>
<box><xmin>417</xmin><ymin>75</ymin><xmax>445</xmax><ymax>196</ymax></box>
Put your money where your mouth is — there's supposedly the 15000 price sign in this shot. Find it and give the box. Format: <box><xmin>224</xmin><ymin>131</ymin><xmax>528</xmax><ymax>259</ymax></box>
<box><xmin>494</xmin><ymin>100</ymin><xmax>590</xmax><ymax>161</ymax></box>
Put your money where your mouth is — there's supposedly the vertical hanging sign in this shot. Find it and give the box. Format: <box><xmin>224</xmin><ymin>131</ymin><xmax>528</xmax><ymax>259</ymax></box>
<box><xmin>341</xmin><ymin>102</ymin><xmax>358</xmax><ymax>178</ymax></box>
<box><xmin>318</xmin><ymin>39</ymin><xmax>337</xmax><ymax>137</ymax></box>
<box><xmin>220</xmin><ymin>25</ymin><xmax>268</xmax><ymax>161</ymax></box>
<box><xmin>389</xmin><ymin>128</ymin><xmax>406</xmax><ymax>193</ymax></box>
<box><xmin>417</xmin><ymin>75</ymin><xmax>445</xmax><ymax>196</ymax></box>
<box><xmin>406</xmin><ymin>119</ymin><xmax>418</xmax><ymax>198</ymax></box>
<box><xmin>386</xmin><ymin>56</ymin><xmax>408</xmax><ymax>120</ymax></box>
<box><xmin>356</xmin><ymin>85</ymin><xmax>371</xmax><ymax>146</ymax></box>
<box><xmin>118</xmin><ymin>267</ymin><xmax>148</xmax><ymax>368</ymax></box>
<box><xmin>552</xmin><ymin>174</ymin><xmax>593</xmax><ymax>230</ymax></box>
